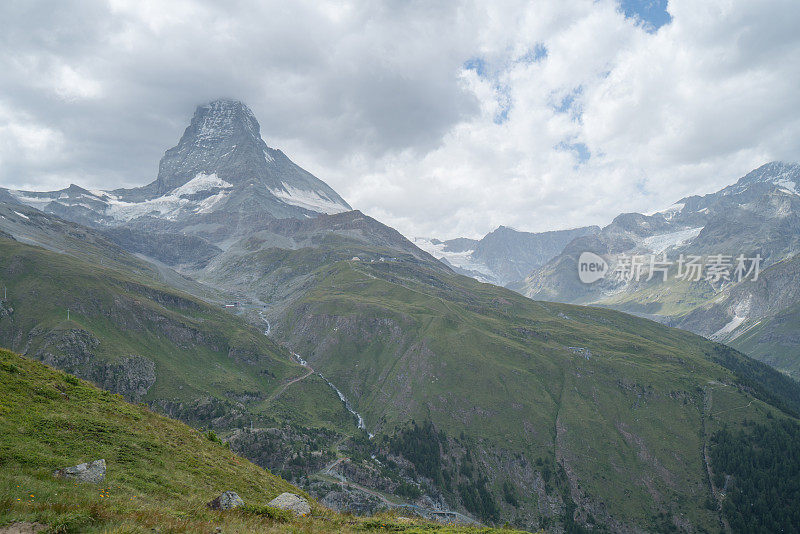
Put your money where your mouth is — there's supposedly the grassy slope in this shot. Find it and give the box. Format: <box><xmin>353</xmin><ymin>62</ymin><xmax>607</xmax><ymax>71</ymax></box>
<box><xmin>5</xmin><ymin>216</ymin><xmax>796</xmax><ymax>530</ymax></box>
<box><xmin>721</xmin><ymin>254</ymin><xmax>800</xmax><ymax>379</ymax></box>
<box><xmin>585</xmin><ymin>255</ymin><xmax>800</xmax><ymax>379</ymax></box>
<box><xmin>594</xmin><ymin>276</ymin><xmax>719</xmax><ymax>317</ymax></box>
<box><xmin>0</xmin><ymin>349</ymin><xmax>526</xmax><ymax>533</ymax></box>
<box><xmin>274</xmin><ymin>255</ymin><xmax>799</xmax><ymax>530</ymax></box>
<box><xmin>0</xmin><ymin>236</ymin><xmax>353</xmax><ymax>429</ymax></box>
<box><xmin>0</xmin><ymin>235</ymin><xmax>366</xmax><ymax>496</ymax></box>
<box><xmin>0</xmin><ymin>202</ymin><xmax>161</xmax><ymax>283</ymax></box>
<box><xmin>0</xmin><ymin>236</ymin><xmax>290</xmax><ymax>401</ymax></box>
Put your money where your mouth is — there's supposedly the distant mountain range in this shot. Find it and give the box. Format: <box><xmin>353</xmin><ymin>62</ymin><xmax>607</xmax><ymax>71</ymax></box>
<box><xmin>414</xmin><ymin>225</ymin><xmax>599</xmax><ymax>286</ymax></box>
<box><xmin>416</xmin><ymin>161</ymin><xmax>800</xmax><ymax>379</ymax></box>
<box><xmin>512</xmin><ymin>161</ymin><xmax>800</xmax><ymax>378</ymax></box>
<box><xmin>2</xmin><ymin>99</ymin><xmax>800</xmax><ymax>532</ymax></box>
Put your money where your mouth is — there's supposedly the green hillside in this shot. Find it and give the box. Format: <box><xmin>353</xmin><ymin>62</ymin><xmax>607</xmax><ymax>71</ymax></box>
<box><xmin>0</xmin><ymin>236</ymin><xmax>299</xmax><ymax>403</ymax></box>
<box><xmin>0</xmin><ymin>203</ymin><xmax>162</xmax><ymax>283</ymax></box>
<box><xmin>267</xmin><ymin>251</ymin><xmax>800</xmax><ymax>531</ymax></box>
<box><xmin>0</xmin><ymin>349</ymin><xmax>528</xmax><ymax>533</ymax></box>
<box><xmin>0</xmin><ymin>236</ymin><xmax>361</xmax><ymax>483</ymax></box>
<box><xmin>589</xmin><ymin>252</ymin><xmax>800</xmax><ymax>381</ymax></box>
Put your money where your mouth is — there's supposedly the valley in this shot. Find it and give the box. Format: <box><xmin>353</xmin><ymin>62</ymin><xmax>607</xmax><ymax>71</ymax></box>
<box><xmin>2</xmin><ymin>99</ymin><xmax>799</xmax><ymax>533</ymax></box>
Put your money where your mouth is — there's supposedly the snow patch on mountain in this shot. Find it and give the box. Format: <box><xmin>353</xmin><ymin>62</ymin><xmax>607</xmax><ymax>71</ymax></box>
<box><xmin>655</xmin><ymin>202</ymin><xmax>685</xmax><ymax>220</ymax></box>
<box><xmin>8</xmin><ymin>192</ymin><xmax>53</xmax><ymax>211</ymax></box>
<box><xmin>104</xmin><ymin>173</ymin><xmax>233</xmax><ymax>221</ymax></box>
<box><xmin>103</xmin><ymin>196</ymin><xmax>174</xmax><ymax>221</ymax></box>
<box><xmin>775</xmin><ymin>178</ymin><xmax>799</xmax><ymax>196</ymax></box>
<box><xmin>8</xmin><ymin>172</ymin><xmax>236</xmax><ymax>223</ymax></box>
<box><xmin>711</xmin><ymin>296</ymin><xmax>753</xmax><ymax>341</ymax></box>
<box><xmin>173</xmin><ymin>173</ymin><xmax>233</xmax><ymax>196</ymax></box>
<box><xmin>726</xmin><ymin>161</ymin><xmax>800</xmax><ymax>196</ymax></box>
<box><xmin>711</xmin><ymin>315</ymin><xmax>746</xmax><ymax>340</ymax></box>
<box><xmin>413</xmin><ymin>237</ymin><xmax>498</xmax><ymax>282</ymax></box>
<box><xmin>642</xmin><ymin>227</ymin><xmax>703</xmax><ymax>254</ymax></box>
<box><xmin>88</xmin><ymin>189</ymin><xmax>111</xmax><ymax>200</ymax></box>
<box><xmin>269</xmin><ymin>183</ymin><xmax>349</xmax><ymax>215</ymax></box>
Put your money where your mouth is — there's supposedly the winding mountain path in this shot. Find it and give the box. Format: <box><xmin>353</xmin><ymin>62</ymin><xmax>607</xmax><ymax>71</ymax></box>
<box><xmin>266</xmin><ymin>366</ymin><xmax>314</xmax><ymax>403</ymax></box>
<box><xmin>256</xmin><ymin>305</ymin><xmax>477</xmax><ymax>526</ymax></box>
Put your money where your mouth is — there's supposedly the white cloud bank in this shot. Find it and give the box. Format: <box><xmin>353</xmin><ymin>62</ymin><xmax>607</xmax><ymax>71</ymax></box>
<box><xmin>1</xmin><ymin>0</ymin><xmax>799</xmax><ymax>238</ymax></box>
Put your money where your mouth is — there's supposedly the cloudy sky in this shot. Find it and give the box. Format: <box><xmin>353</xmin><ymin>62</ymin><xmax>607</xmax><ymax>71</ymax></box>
<box><xmin>2</xmin><ymin>0</ymin><xmax>800</xmax><ymax>239</ymax></box>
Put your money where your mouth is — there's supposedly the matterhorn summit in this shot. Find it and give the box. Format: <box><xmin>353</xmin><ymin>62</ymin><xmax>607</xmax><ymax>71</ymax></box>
<box><xmin>3</xmin><ymin>99</ymin><xmax>351</xmax><ymax>236</ymax></box>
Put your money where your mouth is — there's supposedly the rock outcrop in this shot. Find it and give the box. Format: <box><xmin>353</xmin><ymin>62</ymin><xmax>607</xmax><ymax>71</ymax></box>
<box><xmin>267</xmin><ymin>492</ymin><xmax>311</xmax><ymax>516</ymax></box>
<box><xmin>32</xmin><ymin>329</ymin><xmax>156</xmax><ymax>401</ymax></box>
<box><xmin>53</xmin><ymin>459</ymin><xmax>106</xmax><ymax>484</ymax></box>
<box><xmin>207</xmin><ymin>491</ymin><xmax>244</xmax><ymax>510</ymax></box>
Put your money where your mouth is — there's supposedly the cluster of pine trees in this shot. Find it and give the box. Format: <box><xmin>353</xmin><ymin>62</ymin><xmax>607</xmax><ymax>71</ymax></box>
<box><xmin>387</xmin><ymin>420</ymin><xmax>447</xmax><ymax>486</ymax></box>
<box><xmin>458</xmin><ymin>475</ymin><xmax>499</xmax><ymax>522</ymax></box>
<box><xmin>708</xmin><ymin>345</ymin><xmax>800</xmax><ymax>417</ymax></box>
<box><xmin>386</xmin><ymin>420</ymin><xmax>500</xmax><ymax>522</ymax></box>
<box><xmin>711</xmin><ymin>417</ymin><xmax>800</xmax><ymax>533</ymax></box>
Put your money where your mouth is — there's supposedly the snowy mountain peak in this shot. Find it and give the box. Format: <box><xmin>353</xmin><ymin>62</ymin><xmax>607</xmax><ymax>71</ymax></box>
<box><xmin>190</xmin><ymin>99</ymin><xmax>261</xmax><ymax>147</ymax></box>
<box><xmin>145</xmin><ymin>98</ymin><xmax>350</xmax><ymax>214</ymax></box>
<box><xmin>3</xmin><ymin>99</ymin><xmax>351</xmax><ymax>236</ymax></box>
<box><xmin>150</xmin><ymin>99</ymin><xmax>273</xmax><ymax>194</ymax></box>
<box><xmin>734</xmin><ymin>161</ymin><xmax>800</xmax><ymax>194</ymax></box>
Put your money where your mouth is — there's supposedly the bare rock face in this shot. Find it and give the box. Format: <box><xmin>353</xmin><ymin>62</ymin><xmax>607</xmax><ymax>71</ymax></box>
<box><xmin>93</xmin><ymin>354</ymin><xmax>156</xmax><ymax>401</ymax></box>
<box><xmin>207</xmin><ymin>491</ymin><xmax>244</xmax><ymax>510</ymax></box>
<box><xmin>315</xmin><ymin>484</ymin><xmax>386</xmax><ymax>516</ymax></box>
<box><xmin>53</xmin><ymin>459</ymin><xmax>106</xmax><ymax>484</ymax></box>
<box><xmin>267</xmin><ymin>492</ymin><xmax>311</xmax><ymax>516</ymax></box>
<box><xmin>32</xmin><ymin>329</ymin><xmax>156</xmax><ymax>401</ymax></box>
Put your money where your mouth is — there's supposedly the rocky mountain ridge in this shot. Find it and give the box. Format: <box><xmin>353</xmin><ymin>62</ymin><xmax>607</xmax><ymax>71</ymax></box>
<box><xmin>517</xmin><ymin>161</ymin><xmax>800</xmax><ymax>378</ymax></box>
<box><xmin>414</xmin><ymin>225</ymin><xmax>599</xmax><ymax>286</ymax></box>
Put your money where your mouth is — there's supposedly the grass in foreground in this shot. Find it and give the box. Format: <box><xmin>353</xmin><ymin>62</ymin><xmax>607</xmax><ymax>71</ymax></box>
<box><xmin>0</xmin><ymin>349</ymin><xmax>528</xmax><ymax>533</ymax></box>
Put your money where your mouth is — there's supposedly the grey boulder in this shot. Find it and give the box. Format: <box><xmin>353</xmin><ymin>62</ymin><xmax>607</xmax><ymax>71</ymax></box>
<box><xmin>53</xmin><ymin>459</ymin><xmax>106</xmax><ymax>484</ymax></box>
<box><xmin>207</xmin><ymin>491</ymin><xmax>244</xmax><ymax>510</ymax></box>
<box><xmin>267</xmin><ymin>492</ymin><xmax>311</xmax><ymax>516</ymax></box>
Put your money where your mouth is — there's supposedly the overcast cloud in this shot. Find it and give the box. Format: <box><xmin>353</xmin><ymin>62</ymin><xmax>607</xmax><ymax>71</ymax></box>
<box><xmin>1</xmin><ymin>0</ymin><xmax>800</xmax><ymax>239</ymax></box>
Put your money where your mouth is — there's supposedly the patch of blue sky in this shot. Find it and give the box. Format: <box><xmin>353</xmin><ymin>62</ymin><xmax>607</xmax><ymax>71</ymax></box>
<box><xmin>463</xmin><ymin>42</ymin><xmax>547</xmax><ymax>80</ymax></box>
<box><xmin>463</xmin><ymin>56</ymin><xmax>514</xmax><ymax>124</ymax></box>
<box><xmin>617</xmin><ymin>0</ymin><xmax>672</xmax><ymax>33</ymax></box>
<box><xmin>494</xmin><ymin>85</ymin><xmax>512</xmax><ymax>124</ymax></box>
<box><xmin>557</xmin><ymin>141</ymin><xmax>591</xmax><ymax>164</ymax></box>
<box><xmin>464</xmin><ymin>45</ymin><xmax>548</xmax><ymax>125</ymax></box>
<box><xmin>463</xmin><ymin>56</ymin><xmax>488</xmax><ymax>77</ymax></box>
<box><xmin>517</xmin><ymin>43</ymin><xmax>548</xmax><ymax>64</ymax></box>
<box><xmin>553</xmin><ymin>86</ymin><xmax>583</xmax><ymax>116</ymax></box>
